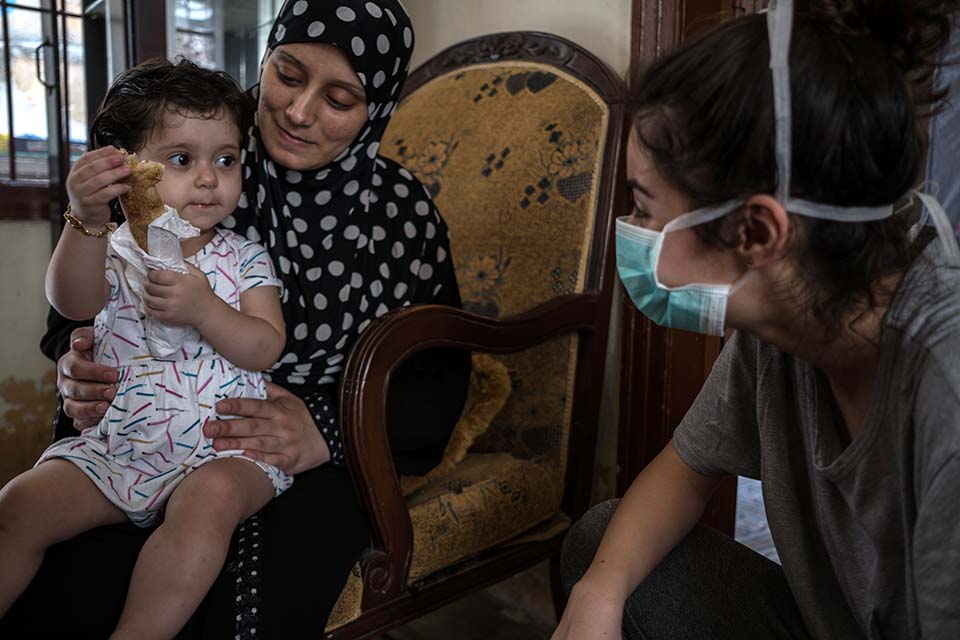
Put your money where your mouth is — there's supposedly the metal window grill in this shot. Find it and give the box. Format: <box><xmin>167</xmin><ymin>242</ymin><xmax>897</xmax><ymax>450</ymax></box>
<box><xmin>0</xmin><ymin>0</ymin><xmax>83</xmax><ymax>182</ymax></box>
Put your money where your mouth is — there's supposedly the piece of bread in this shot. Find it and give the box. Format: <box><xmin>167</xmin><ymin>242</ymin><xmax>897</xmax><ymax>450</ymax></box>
<box><xmin>118</xmin><ymin>151</ymin><xmax>166</xmax><ymax>252</ymax></box>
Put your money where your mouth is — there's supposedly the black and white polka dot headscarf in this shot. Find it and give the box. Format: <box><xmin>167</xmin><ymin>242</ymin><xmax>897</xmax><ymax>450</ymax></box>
<box><xmin>226</xmin><ymin>0</ymin><xmax>455</xmax><ymax>388</ymax></box>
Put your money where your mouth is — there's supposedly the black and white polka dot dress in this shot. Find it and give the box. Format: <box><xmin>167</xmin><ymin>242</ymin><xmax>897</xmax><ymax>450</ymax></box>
<box><xmin>221</xmin><ymin>2</ymin><xmax>463</xmax><ymax>637</ymax></box>
<box><xmin>225</xmin><ymin>0</ymin><xmax>456</xmax><ymax>466</ymax></box>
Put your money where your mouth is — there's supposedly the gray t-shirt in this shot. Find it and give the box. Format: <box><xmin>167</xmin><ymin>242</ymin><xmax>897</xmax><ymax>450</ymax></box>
<box><xmin>674</xmin><ymin>241</ymin><xmax>960</xmax><ymax>640</ymax></box>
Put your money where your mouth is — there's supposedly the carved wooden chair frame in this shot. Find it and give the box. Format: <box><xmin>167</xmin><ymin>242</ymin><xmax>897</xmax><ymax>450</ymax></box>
<box><xmin>331</xmin><ymin>30</ymin><xmax>628</xmax><ymax>640</ymax></box>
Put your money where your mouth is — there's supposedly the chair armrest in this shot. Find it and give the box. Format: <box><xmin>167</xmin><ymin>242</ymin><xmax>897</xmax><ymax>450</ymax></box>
<box><xmin>340</xmin><ymin>293</ymin><xmax>600</xmax><ymax>606</ymax></box>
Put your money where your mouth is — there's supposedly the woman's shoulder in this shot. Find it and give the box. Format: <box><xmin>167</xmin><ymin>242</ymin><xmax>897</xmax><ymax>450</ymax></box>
<box><xmin>886</xmin><ymin>238</ymin><xmax>960</xmax><ymax>355</ymax></box>
<box><xmin>884</xmin><ymin>240</ymin><xmax>960</xmax><ymax>457</ymax></box>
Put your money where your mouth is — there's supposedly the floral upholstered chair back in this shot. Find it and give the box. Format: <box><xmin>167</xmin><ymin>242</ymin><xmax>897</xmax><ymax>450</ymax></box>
<box><xmin>382</xmin><ymin>41</ymin><xmax>609</xmax><ymax>501</ymax></box>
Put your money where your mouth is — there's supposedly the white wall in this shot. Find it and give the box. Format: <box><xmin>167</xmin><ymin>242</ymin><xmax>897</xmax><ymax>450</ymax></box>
<box><xmin>404</xmin><ymin>0</ymin><xmax>632</xmax><ymax>80</ymax></box>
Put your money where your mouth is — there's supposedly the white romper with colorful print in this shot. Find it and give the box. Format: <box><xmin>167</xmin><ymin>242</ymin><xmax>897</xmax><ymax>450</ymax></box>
<box><xmin>39</xmin><ymin>227</ymin><xmax>293</xmax><ymax>527</ymax></box>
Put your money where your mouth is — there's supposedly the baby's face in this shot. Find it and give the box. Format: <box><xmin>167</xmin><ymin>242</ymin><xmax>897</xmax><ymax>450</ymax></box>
<box><xmin>137</xmin><ymin>110</ymin><xmax>242</xmax><ymax>232</ymax></box>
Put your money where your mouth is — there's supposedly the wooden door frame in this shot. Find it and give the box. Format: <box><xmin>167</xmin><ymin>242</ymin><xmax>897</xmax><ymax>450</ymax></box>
<box><xmin>128</xmin><ymin>0</ymin><xmax>167</xmax><ymax>63</ymax></box>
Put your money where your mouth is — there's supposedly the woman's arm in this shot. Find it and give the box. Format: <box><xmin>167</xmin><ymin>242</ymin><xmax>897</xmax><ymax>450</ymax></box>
<box><xmin>41</xmin><ymin>307</ymin><xmax>92</xmax><ymax>365</ymax></box>
<box><xmin>553</xmin><ymin>439</ymin><xmax>721</xmax><ymax>639</ymax></box>
<box><xmin>385</xmin><ymin>203</ymin><xmax>471</xmax><ymax>474</ymax></box>
<box><xmin>387</xmin><ymin>346</ymin><xmax>471</xmax><ymax>474</ymax></box>
<box><xmin>577</xmin><ymin>439</ymin><xmax>720</xmax><ymax>597</ymax></box>
<box><xmin>143</xmin><ymin>265</ymin><xmax>285</xmax><ymax>372</ymax></box>
<box><xmin>205</xmin><ymin>383</ymin><xmax>331</xmax><ymax>474</ymax></box>
<box><xmin>386</xmin><ymin>261</ymin><xmax>470</xmax><ymax>475</ymax></box>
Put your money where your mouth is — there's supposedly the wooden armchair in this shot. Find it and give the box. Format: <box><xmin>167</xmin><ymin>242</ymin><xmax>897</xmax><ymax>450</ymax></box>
<box><xmin>324</xmin><ymin>32</ymin><xmax>627</xmax><ymax>638</ymax></box>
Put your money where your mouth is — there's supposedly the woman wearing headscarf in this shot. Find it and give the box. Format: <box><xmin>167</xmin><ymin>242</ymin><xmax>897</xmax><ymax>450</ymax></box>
<box><xmin>2</xmin><ymin>1</ymin><xmax>470</xmax><ymax>637</ymax></box>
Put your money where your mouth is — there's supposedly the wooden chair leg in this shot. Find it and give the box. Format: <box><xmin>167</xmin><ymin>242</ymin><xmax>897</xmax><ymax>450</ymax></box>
<box><xmin>549</xmin><ymin>549</ymin><xmax>567</xmax><ymax>624</ymax></box>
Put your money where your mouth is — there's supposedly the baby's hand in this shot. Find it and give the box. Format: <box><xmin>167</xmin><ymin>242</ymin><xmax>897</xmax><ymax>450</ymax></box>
<box><xmin>65</xmin><ymin>147</ymin><xmax>131</xmax><ymax>227</ymax></box>
<box><xmin>143</xmin><ymin>263</ymin><xmax>219</xmax><ymax>328</ymax></box>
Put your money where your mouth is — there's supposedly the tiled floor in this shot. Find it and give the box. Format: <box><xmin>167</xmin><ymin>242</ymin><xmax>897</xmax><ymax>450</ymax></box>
<box><xmin>379</xmin><ymin>478</ymin><xmax>779</xmax><ymax>638</ymax></box>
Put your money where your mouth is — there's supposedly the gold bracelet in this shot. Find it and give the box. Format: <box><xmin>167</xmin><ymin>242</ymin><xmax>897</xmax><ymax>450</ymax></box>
<box><xmin>63</xmin><ymin>203</ymin><xmax>117</xmax><ymax>238</ymax></box>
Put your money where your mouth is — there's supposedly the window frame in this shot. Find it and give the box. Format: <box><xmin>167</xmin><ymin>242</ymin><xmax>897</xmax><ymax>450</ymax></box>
<box><xmin>0</xmin><ymin>0</ymin><xmax>165</xmax><ymax>222</ymax></box>
<box><xmin>0</xmin><ymin>0</ymin><xmax>82</xmax><ymax>187</ymax></box>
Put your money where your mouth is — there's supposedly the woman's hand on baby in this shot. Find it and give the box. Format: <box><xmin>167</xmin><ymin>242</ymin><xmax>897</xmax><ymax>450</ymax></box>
<box><xmin>58</xmin><ymin>326</ymin><xmax>119</xmax><ymax>430</ymax></box>
<box><xmin>143</xmin><ymin>263</ymin><xmax>219</xmax><ymax>328</ymax></box>
<box><xmin>205</xmin><ymin>382</ymin><xmax>332</xmax><ymax>475</ymax></box>
<box><xmin>551</xmin><ymin>578</ymin><xmax>625</xmax><ymax>640</ymax></box>
<box><xmin>65</xmin><ymin>147</ymin><xmax>131</xmax><ymax>227</ymax></box>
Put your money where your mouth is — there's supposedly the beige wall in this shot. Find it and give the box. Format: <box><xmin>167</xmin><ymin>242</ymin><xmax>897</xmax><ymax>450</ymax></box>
<box><xmin>0</xmin><ymin>221</ymin><xmax>57</xmax><ymax>484</ymax></box>
<box><xmin>405</xmin><ymin>0</ymin><xmax>632</xmax><ymax>81</ymax></box>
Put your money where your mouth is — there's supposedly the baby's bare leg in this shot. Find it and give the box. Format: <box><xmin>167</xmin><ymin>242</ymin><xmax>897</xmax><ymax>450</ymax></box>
<box><xmin>111</xmin><ymin>458</ymin><xmax>275</xmax><ymax>640</ymax></box>
<box><xmin>0</xmin><ymin>459</ymin><xmax>126</xmax><ymax>616</ymax></box>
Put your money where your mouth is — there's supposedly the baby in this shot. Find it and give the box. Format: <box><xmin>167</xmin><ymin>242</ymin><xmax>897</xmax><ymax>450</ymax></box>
<box><xmin>0</xmin><ymin>59</ymin><xmax>288</xmax><ymax>639</ymax></box>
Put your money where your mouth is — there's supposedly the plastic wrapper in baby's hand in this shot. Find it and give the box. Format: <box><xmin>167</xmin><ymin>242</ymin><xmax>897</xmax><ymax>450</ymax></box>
<box><xmin>111</xmin><ymin>206</ymin><xmax>202</xmax><ymax>358</ymax></box>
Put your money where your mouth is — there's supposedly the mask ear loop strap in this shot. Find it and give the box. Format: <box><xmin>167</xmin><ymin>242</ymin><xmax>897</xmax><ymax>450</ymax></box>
<box><xmin>768</xmin><ymin>1</ymin><xmax>898</xmax><ymax>225</ymax></box>
<box><xmin>768</xmin><ymin>0</ymin><xmax>794</xmax><ymax>204</ymax></box>
<box><xmin>786</xmin><ymin>199</ymin><xmax>894</xmax><ymax>222</ymax></box>
<box><xmin>913</xmin><ymin>181</ymin><xmax>941</xmax><ymax>229</ymax></box>
<box><xmin>915</xmin><ymin>191</ymin><xmax>960</xmax><ymax>267</ymax></box>
<box><xmin>662</xmin><ymin>198</ymin><xmax>749</xmax><ymax>234</ymax></box>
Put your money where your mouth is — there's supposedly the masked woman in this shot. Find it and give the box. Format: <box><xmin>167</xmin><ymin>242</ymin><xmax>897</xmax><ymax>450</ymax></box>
<box><xmin>556</xmin><ymin>1</ymin><xmax>960</xmax><ymax>638</ymax></box>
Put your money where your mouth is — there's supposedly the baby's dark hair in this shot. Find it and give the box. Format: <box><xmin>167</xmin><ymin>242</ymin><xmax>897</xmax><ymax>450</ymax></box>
<box><xmin>633</xmin><ymin>0</ymin><xmax>959</xmax><ymax>336</ymax></box>
<box><xmin>89</xmin><ymin>58</ymin><xmax>253</xmax><ymax>152</ymax></box>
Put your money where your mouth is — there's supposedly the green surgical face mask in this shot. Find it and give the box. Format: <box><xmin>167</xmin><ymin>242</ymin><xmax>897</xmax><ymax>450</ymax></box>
<box><xmin>615</xmin><ymin>199</ymin><xmax>746</xmax><ymax>336</ymax></box>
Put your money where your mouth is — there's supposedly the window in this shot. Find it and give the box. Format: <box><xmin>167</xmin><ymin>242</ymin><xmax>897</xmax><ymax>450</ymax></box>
<box><xmin>1</xmin><ymin>0</ymin><xmax>283</xmax><ymax>190</ymax></box>
<box><xmin>169</xmin><ymin>0</ymin><xmax>221</xmax><ymax>69</ymax></box>
<box><xmin>1</xmin><ymin>0</ymin><xmax>86</xmax><ymax>183</ymax></box>
<box><xmin>168</xmin><ymin>0</ymin><xmax>283</xmax><ymax>88</ymax></box>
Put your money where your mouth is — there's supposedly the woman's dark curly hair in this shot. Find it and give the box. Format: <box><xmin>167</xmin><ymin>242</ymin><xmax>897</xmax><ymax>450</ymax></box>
<box><xmin>632</xmin><ymin>0</ymin><xmax>959</xmax><ymax>336</ymax></box>
<box><xmin>89</xmin><ymin>57</ymin><xmax>253</xmax><ymax>152</ymax></box>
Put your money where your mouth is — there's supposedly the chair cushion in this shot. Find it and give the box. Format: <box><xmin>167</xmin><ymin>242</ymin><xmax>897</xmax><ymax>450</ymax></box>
<box><xmin>325</xmin><ymin>563</ymin><xmax>363</xmax><ymax>632</ymax></box>
<box><xmin>323</xmin><ymin>453</ymin><xmax>561</xmax><ymax>631</ymax></box>
<box><xmin>324</xmin><ymin>355</ymin><xmax>512</xmax><ymax>632</ymax></box>
<box><xmin>405</xmin><ymin>452</ymin><xmax>562</xmax><ymax>582</ymax></box>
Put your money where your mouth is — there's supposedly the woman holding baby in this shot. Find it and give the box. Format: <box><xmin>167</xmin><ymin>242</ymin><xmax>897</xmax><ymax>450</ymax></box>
<box><xmin>0</xmin><ymin>1</ymin><xmax>469</xmax><ymax>637</ymax></box>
